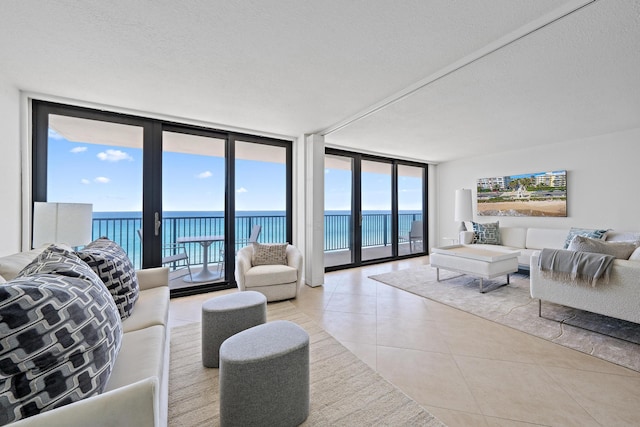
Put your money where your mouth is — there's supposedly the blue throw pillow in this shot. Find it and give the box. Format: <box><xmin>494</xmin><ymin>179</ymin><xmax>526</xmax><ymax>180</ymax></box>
<box><xmin>563</xmin><ymin>227</ymin><xmax>609</xmax><ymax>249</ymax></box>
<box><xmin>472</xmin><ymin>221</ymin><xmax>500</xmax><ymax>245</ymax></box>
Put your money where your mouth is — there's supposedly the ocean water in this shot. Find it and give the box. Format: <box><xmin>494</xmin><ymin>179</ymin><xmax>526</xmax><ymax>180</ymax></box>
<box><xmin>92</xmin><ymin>210</ymin><xmax>422</xmax><ymax>269</ymax></box>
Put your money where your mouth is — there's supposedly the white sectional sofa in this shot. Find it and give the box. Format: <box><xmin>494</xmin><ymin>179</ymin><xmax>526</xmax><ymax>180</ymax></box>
<box><xmin>0</xmin><ymin>248</ymin><xmax>171</xmax><ymax>427</ymax></box>
<box><xmin>459</xmin><ymin>226</ymin><xmax>570</xmax><ymax>269</ymax></box>
<box><xmin>530</xmin><ymin>251</ymin><xmax>640</xmax><ymax>324</ymax></box>
<box><xmin>459</xmin><ymin>226</ymin><xmax>640</xmax><ymax>324</ymax></box>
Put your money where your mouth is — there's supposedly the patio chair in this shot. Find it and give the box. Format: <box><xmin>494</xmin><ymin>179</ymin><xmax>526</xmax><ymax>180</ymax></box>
<box><xmin>401</xmin><ymin>220</ymin><xmax>423</xmax><ymax>253</ymax></box>
<box><xmin>137</xmin><ymin>229</ymin><xmax>193</xmax><ymax>281</ymax></box>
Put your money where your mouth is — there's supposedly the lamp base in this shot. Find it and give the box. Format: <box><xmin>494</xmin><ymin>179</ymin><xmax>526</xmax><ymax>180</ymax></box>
<box><xmin>458</xmin><ymin>221</ymin><xmax>467</xmax><ymax>233</ymax></box>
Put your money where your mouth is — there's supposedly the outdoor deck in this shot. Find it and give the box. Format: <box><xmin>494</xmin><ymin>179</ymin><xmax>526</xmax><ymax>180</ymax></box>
<box><xmin>168</xmin><ymin>241</ymin><xmax>423</xmax><ymax>290</ymax></box>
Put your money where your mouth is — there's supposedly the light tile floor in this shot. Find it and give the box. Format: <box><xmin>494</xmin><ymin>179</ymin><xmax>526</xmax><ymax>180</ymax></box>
<box><xmin>169</xmin><ymin>256</ymin><xmax>640</xmax><ymax>427</ymax></box>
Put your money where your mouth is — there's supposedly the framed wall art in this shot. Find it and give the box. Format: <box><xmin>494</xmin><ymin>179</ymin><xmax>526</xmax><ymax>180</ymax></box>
<box><xmin>476</xmin><ymin>170</ymin><xmax>567</xmax><ymax>217</ymax></box>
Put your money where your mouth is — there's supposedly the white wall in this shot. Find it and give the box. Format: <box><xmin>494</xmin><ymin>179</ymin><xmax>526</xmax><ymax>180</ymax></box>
<box><xmin>436</xmin><ymin>127</ymin><xmax>640</xmax><ymax>245</ymax></box>
<box><xmin>0</xmin><ymin>77</ymin><xmax>22</xmax><ymax>255</ymax></box>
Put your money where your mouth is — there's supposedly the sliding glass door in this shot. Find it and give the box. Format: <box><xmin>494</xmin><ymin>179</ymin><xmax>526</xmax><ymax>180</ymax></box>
<box><xmin>33</xmin><ymin>100</ymin><xmax>292</xmax><ymax>296</ymax></box>
<box><xmin>397</xmin><ymin>164</ymin><xmax>425</xmax><ymax>255</ymax></box>
<box><xmin>234</xmin><ymin>139</ymin><xmax>289</xmax><ymax>247</ymax></box>
<box><xmin>162</xmin><ymin>129</ymin><xmax>227</xmax><ymax>290</ymax></box>
<box><xmin>361</xmin><ymin>159</ymin><xmax>393</xmax><ymax>262</ymax></box>
<box><xmin>324</xmin><ymin>154</ymin><xmax>354</xmax><ymax>268</ymax></box>
<box><xmin>37</xmin><ymin>111</ymin><xmax>145</xmax><ymax>267</ymax></box>
<box><xmin>324</xmin><ymin>148</ymin><xmax>427</xmax><ymax>270</ymax></box>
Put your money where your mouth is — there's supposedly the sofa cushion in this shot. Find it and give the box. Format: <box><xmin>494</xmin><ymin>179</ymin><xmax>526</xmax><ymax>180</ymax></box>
<box><xmin>251</xmin><ymin>242</ymin><xmax>288</xmax><ymax>266</ymax></box>
<box><xmin>244</xmin><ymin>264</ymin><xmax>297</xmax><ymax>287</ymax></box>
<box><xmin>526</xmin><ymin>228</ymin><xmax>570</xmax><ymax>250</ymax></box>
<box><xmin>104</xmin><ymin>325</ymin><xmax>164</xmax><ymax>393</ymax></box>
<box><xmin>0</xmin><ymin>249</ymin><xmax>122</xmax><ymax>425</ymax></box>
<box><xmin>568</xmin><ymin>235</ymin><xmax>637</xmax><ymax>260</ymax></box>
<box><xmin>605</xmin><ymin>231</ymin><xmax>640</xmax><ymax>243</ymax></box>
<box><xmin>472</xmin><ymin>221</ymin><xmax>500</xmax><ymax>244</ymax></box>
<box><xmin>121</xmin><ymin>286</ymin><xmax>170</xmax><ymax>334</ymax></box>
<box><xmin>499</xmin><ymin>227</ymin><xmax>527</xmax><ymax>249</ymax></box>
<box><xmin>76</xmin><ymin>238</ymin><xmax>139</xmax><ymax>320</ymax></box>
<box><xmin>563</xmin><ymin>227</ymin><xmax>609</xmax><ymax>249</ymax></box>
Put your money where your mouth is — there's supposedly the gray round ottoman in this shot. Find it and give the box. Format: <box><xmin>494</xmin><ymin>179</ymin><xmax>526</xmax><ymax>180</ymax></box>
<box><xmin>201</xmin><ymin>291</ymin><xmax>267</xmax><ymax>368</ymax></box>
<box><xmin>219</xmin><ymin>320</ymin><xmax>310</xmax><ymax>427</ymax></box>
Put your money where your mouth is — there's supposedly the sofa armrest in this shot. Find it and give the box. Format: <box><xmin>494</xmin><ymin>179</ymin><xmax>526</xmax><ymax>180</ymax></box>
<box><xmin>136</xmin><ymin>267</ymin><xmax>169</xmax><ymax>291</ymax></box>
<box><xmin>286</xmin><ymin>245</ymin><xmax>303</xmax><ymax>286</ymax></box>
<box><xmin>11</xmin><ymin>377</ymin><xmax>158</xmax><ymax>427</ymax></box>
<box><xmin>234</xmin><ymin>246</ymin><xmax>253</xmax><ymax>291</ymax></box>
<box><xmin>460</xmin><ymin>231</ymin><xmax>475</xmax><ymax>245</ymax></box>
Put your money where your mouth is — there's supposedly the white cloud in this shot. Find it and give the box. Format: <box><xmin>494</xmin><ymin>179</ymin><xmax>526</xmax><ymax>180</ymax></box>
<box><xmin>197</xmin><ymin>171</ymin><xmax>212</xmax><ymax>179</ymax></box>
<box><xmin>97</xmin><ymin>149</ymin><xmax>133</xmax><ymax>162</ymax></box>
<box><xmin>94</xmin><ymin>177</ymin><xmax>110</xmax><ymax>183</ymax></box>
<box><xmin>48</xmin><ymin>129</ymin><xmax>64</xmax><ymax>140</ymax></box>
<box><xmin>81</xmin><ymin>178</ymin><xmax>90</xmax><ymax>185</ymax></box>
<box><xmin>70</xmin><ymin>146</ymin><xmax>87</xmax><ymax>153</ymax></box>
<box><xmin>236</xmin><ymin>187</ymin><xmax>248</xmax><ymax>193</ymax></box>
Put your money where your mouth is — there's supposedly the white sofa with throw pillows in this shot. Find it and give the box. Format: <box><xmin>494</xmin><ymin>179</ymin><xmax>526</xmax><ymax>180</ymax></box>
<box><xmin>235</xmin><ymin>242</ymin><xmax>302</xmax><ymax>302</ymax></box>
<box><xmin>462</xmin><ymin>221</ymin><xmax>640</xmax><ymax>323</ymax></box>
<box><xmin>0</xmin><ymin>238</ymin><xmax>170</xmax><ymax>426</ymax></box>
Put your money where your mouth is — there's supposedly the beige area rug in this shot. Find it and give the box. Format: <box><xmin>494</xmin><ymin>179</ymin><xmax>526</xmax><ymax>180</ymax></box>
<box><xmin>168</xmin><ymin>301</ymin><xmax>444</xmax><ymax>427</ymax></box>
<box><xmin>370</xmin><ymin>265</ymin><xmax>640</xmax><ymax>372</ymax></box>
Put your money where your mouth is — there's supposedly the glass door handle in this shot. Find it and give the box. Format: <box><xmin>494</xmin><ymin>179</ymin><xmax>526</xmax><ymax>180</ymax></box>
<box><xmin>155</xmin><ymin>212</ymin><xmax>162</xmax><ymax>236</ymax></box>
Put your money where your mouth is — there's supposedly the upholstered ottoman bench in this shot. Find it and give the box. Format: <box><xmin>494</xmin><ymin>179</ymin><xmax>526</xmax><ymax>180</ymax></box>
<box><xmin>201</xmin><ymin>291</ymin><xmax>267</xmax><ymax>368</ymax></box>
<box><xmin>219</xmin><ymin>320</ymin><xmax>310</xmax><ymax>427</ymax></box>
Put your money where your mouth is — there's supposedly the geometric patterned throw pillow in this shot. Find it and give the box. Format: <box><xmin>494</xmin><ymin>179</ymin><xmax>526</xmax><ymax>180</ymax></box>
<box><xmin>0</xmin><ymin>254</ymin><xmax>122</xmax><ymax>424</ymax></box>
<box><xmin>18</xmin><ymin>244</ymin><xmax>101</xmax><ymax>284</ymax></box>
<box><xmin>472</xmin><ymin>221</ymin><xmax>500</xmax><ymax>245</ymax></box>
<box><xmin>563</xmin><ymin>227</ymin><xmax>609</xmax><ymax>249</ymax></box>
<box><xmin>76</xmin><ymin>238</ymin><xmax>139</xmax><ymax>320</ymax></box>
<box><xmin>251</xmin><ymin>242</ymin><xmax>288</xmax><ymax>266</ymax></box>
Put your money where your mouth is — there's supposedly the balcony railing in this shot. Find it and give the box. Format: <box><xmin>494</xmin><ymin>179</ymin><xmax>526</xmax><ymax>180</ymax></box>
<box><xmin>92</xmin><ymin>212</ymin><xmax>423</xmax><ymax>270</ymax></box>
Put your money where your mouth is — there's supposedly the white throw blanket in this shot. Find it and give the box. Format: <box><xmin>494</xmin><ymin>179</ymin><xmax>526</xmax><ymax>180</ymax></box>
<box><xmin>538</xmin><ymin>248</ymin><xmax>614</xmax><ymax>287</ymax></box>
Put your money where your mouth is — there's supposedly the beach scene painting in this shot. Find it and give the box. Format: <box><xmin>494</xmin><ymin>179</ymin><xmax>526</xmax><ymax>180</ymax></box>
<box><xmin>477</xmin><ymin>170</ymin><xmax>567</xmax><ymax>217</ymax></box>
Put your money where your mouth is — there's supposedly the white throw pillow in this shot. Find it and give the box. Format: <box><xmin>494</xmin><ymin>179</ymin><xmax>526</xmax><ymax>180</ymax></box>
<box><xmin>628</xmin><ymin>247</ymin><xmax>640</xmax><ymax>261</ymax></box>
<box><xmin>567</xmin><ymin>235</ymin><xmax>637</xmax><ymax>260</ymax></box>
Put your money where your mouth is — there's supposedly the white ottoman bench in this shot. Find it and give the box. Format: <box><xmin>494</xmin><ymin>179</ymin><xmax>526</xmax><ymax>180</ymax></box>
<box><xmin>219</xmin><ymin>320</ymin><xmax>310</xmax><ymax>427</ymax></box>
<box><xmin>430</xmin><ymin>245</ymin><xmax>520</xmax><ymax>293</ymax></box>
<box><xmin>201</xmin><ymin>291</ymin><xmax>267</xmax><ymax>368</ymax></box>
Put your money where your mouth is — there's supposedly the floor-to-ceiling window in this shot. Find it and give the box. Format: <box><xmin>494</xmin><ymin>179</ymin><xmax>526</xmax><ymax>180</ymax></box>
<box><xmin>324</xmin><ymin>148</ymin><xmax>427</xmax><ymax>270</ymax></box>
<box><xmin>397</xmin><ymin>164</ymin><xmax>425</xmax><ymax>255</ymax></box>
<box><xmin>324</xmin><ymin>153</ymin><xmax>355</xmax><ymax>267</ymax></box>
<box><xmin>361</xmin><ymin>159</ymin><xmax>393</xmax><ymax>262</ymax></box>
<box><xmin>33</xmin><ymin>100</ymin><xmax>292</xmax><ymax>296</ymax></box>
<box><xmin>162</xmin><ymin>129</ymin><xmax>228</xmax><ymax>291</ymax></box>
<box><xmin>234</xmin><ymin>139</ymin><xmax>290</xmax><ymax>249</ymax></box>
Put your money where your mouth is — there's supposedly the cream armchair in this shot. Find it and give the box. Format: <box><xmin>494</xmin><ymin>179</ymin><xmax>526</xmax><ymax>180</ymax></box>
<box><xmin>235</xmin><ymin>244</ymin><xmax>303</xmax><ymax>301</ymax></box>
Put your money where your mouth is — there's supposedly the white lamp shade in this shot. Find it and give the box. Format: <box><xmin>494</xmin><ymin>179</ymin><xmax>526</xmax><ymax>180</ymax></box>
<box><xmin>33</xmin><ymin>202</ymin><xmax>93</xmax><ymax>248</ymax></box>
<box><xmin>454</xmin><ymin>189</ymin><xmax>473</xmax><ymax>222</ymax></box>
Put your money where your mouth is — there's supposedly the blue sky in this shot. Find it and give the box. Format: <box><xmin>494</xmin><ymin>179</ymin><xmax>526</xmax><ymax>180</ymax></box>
<box><xmin>324</xmin><ymin>166</ymin><xmax>423</xmax><ymax>211</ymax></box>
<box><xmin>48</xmin><ymin>129</ymin><xmax>423</xmax><ymax>212</ymax></box>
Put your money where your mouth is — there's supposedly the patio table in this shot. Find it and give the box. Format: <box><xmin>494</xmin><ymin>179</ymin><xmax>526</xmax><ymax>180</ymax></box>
<box><xmin>176</xmin><ymin>235</ymin><xmax>224</xmax><ymax>282</ymax></box>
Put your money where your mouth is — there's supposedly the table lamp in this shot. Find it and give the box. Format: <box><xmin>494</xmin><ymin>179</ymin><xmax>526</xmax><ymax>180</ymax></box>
<box><xmin>454</xmin><ymin>189</ymin><xmax>473</xmax><ymax>233</ymax></box>
<box><xmin>32</xmin><ymin>202</ymin><xmax>93</xmax><ymax>249</ymax></box>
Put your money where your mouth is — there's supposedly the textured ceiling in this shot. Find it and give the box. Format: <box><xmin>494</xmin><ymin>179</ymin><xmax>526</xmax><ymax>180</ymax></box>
<box><xmin>1</xmin><ymin>0</ymin><xmax>638</xmax><ymax>163</ymax></box>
